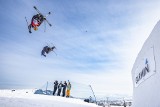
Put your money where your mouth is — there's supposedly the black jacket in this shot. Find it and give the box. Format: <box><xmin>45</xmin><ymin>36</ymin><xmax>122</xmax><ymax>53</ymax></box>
<box><xmin>32</xmin><ymin>14</ymin><xmax>44</xmax><ymax>26</ymax></box>
<box><xmin>41</xmin><ymin>46</ymin><xmax>51</xmax><ymax>57</ymax></box>
<box><xmin>63</xmin><ymin>82</ymin><xmax>67</xmax><ymax>89</ymax></box>
<box><xmin>54</xmin><ymin>81</ymin><xmax>58</xmax><ymax>88</ymax></box>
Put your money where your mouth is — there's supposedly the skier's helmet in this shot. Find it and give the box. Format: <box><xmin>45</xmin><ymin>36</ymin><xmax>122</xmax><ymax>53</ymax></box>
<box><xmin>34</xmin><ymin>26</ymin><xmax>38</xmax><ymax>31</ymax></box>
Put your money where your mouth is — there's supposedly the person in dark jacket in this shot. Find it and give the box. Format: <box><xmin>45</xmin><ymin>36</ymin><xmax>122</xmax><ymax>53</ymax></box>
<box><xmin>53</xmin><ymin>80</ymin><xmax>58</xmax><ymax>95</ymax></box>
<box><xmin>62</xmin><ymin>81</ymin><xmax>67</xmax><ymax>97</ymax></box>
<box><xmin>41</xmin><ymin>46</ymin><xmax>56</xmax><ymax>57</ymax></box>
<box><xmin>57</xmin><ymin>81</ymin><xmax>63</xmax><ymax>96</ymax></box>
<box><xmin>123</xmin><ymin>100</ymin><xmax>126</xmax><ymax>107</ymax></box>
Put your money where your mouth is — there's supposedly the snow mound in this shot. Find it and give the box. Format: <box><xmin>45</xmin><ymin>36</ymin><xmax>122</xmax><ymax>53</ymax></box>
<box><xmin>0</xmin><ymin>89</ymin><xmax>98</xmax><ymax>107</ymax></box>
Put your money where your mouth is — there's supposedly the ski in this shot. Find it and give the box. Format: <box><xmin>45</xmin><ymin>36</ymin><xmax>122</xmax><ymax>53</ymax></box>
<box><xmin>34</xmin><ymin>6</ymin><xmax>51</xmax><ymax>18</ymax></box>
<box><xmin>45</xmin><ymin>18</ymin><xmax>52</xmax><ymax>26</ymax></box>
<box><xmin>44</xmin><ymin>12</ymin><xmax>51</xmax><ymax>18</ymax></box>
<box><xmin>33</xmin><ymin>6</ymin><xmax>42</xmax><ymax>15</ymax></box>
<box><xmin>44</xmin><ymin>12</ymin><xmax>52</xmax><ymax>26</ymax></box>
<box><xmin>25</xmin><ymin>17</ymin><xmax>32</xmax><ymax>33</ymax></box>
<box><xmin>53</xmin><ymin>51</ymin><xmax>57</xmax><ymax>56</ymax></box>
<box><xmin>25</xmin><ymin>17</ymin><xmax>28</xmax><ymax>25</ymax></box>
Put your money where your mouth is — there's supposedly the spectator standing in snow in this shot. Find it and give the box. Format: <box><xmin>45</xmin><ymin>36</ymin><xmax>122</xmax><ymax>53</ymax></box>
<box><xmin>66</xmin><ymin>81</ymin><xmax>71</xmax><ymax>98</ymax></box>
<box><xmin>62</xmin><ymin>81</ymin><xmax>67</xmax><ymax>97</ymax></box>
<box><xmin>89</xmin><ymin>96</ymin><xmax>92</xmax><ymax>103</ymax></box>
<box><xmin>123</xmin><ymin>100</ymin><xmax>126</xmax><ymax>107</ymax></box>
<box><xmin>53</xmin><ymin>80</ymin><xmax>58</xmax><ymax>95</ymax></box>
<box><xmin>57</xmin><ymin>81</ymin><xmax>63</xmax><ymax>96</ymax></box>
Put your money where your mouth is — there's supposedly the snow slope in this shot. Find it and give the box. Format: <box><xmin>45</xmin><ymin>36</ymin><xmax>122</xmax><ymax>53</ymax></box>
<box><xmin>0</xmin><ymin>89</ymin><xmax>98</xmax><ymax>107</ymax></box>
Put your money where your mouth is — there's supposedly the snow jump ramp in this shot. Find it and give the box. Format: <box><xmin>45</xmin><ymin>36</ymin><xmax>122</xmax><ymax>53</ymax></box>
<box><xmin>131</xmin><ymin>20</ymin><xmax>160</xmax><ymax>107</ymax></box>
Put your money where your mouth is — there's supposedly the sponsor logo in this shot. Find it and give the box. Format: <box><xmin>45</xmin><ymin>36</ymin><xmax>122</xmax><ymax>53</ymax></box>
<box><xmin>135</xmin><ymin>59</ymin><xmax>150</xmax><ymax>84</ymax></box>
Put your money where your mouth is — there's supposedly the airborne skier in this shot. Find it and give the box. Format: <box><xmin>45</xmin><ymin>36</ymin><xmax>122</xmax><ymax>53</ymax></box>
<box><xmin>28</xmin><ymin>14</ymin><xmax>46</xmax><ymax>33</ymax></box>
<box><xmin>41</xmin><ymin>45</ymin><xmax>56</xmax><ymax>57</ymax></box>
<box><xmin>27</xmin><ymin>6</ymin><xmax>52</xmax><ymax>33</ymax></box>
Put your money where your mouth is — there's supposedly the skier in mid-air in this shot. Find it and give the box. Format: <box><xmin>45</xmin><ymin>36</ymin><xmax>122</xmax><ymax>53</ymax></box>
<box><xmin>41</xmin><ymin>46</ymin><xmax>56</xmax><ymax>57</ymax></box>
<box><xmin>26</xmin><ymin>6</ymin><xmax>52</xmax><ymax>33</ymax></box>
<box><xmin>28</xmin><ymin>13</ymin><xmax>46</xmax><ymax>33</ymax></box>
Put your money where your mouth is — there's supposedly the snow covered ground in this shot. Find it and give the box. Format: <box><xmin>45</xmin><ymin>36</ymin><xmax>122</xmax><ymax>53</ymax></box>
<box><xmin>0</xmin><ymin>89</ymin><xmax>98</xmax><ymax>107</ymax></box>
<box><xmin>0</xmin><ymin>89</ymin><xmax>125</xmax><ymax>107</ymax></box>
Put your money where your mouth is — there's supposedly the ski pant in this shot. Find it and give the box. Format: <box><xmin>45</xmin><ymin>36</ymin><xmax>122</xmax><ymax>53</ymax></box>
<box><xmin>66</xmin><ymin>90</ymin><xmax>70</xmax><ymax>97</ymax></box>
<box><xmin>62</xmin><ymin>88</ymin><xmax>66</xmax><ymax>97</ymax></box>
<box><xmin>53</xmin><ymin>87</ymin><xmax>57</xmax><ymax>95</ymax></box>
<box><xmin>57</xmin><ymin>89</ymin><xmax>61</xmax><ymax>96</ymax></box>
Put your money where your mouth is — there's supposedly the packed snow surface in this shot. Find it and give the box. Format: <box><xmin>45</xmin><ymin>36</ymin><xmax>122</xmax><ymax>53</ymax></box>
<box><xmin>0</xmin><ymin>89</ymin><xmax>98</xmax><ymax>107</ymax></box>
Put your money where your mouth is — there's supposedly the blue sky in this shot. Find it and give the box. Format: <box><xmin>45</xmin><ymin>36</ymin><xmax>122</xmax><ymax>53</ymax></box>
<box><xmin>1</xmin><ymin>0</ymin><xmax>160</xmax><ymax>96</ymax></box>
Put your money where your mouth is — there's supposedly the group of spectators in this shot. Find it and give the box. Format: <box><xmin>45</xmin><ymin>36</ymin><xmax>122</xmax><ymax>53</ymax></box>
<box><xmin>53</xmin><ymin>80</ymin><xmax>71</xmax><ymax>97</ymax></box>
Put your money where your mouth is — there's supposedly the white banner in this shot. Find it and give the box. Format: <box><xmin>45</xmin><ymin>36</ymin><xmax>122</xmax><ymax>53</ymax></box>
<box><xmin>134</xmin><ymin>46</ymin><xmax>156</xmax><ymax>87</ymax></box>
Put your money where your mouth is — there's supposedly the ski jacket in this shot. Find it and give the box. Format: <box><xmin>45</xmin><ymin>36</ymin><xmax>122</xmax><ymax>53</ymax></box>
<box><xmin>63</xmin><ymin>82</ymin><xmax>67</xmax><ymax>89</ymax></box>
<box><xmin>54</xmin><ymin>81</ymin><xmax>58</xmax><ymax>88</ymax></box>
<box><xmin>67</xmin><ymin>83</ymin><xmax>71</xmax><ymax>90</ymax></box>
<box><xmin>41</xmin><ymin>46</ymin><xmax>51</xmax><ymax>56</ymax></box>
<box><xmin>31</xmin><ymin>14</ymin><xmax>44</xmax><ymax>27</ymax></box>
<box><xmin>58</xmin><ymin>83</ymin><xmax>63</xmax><ymax>89</ymax></box>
